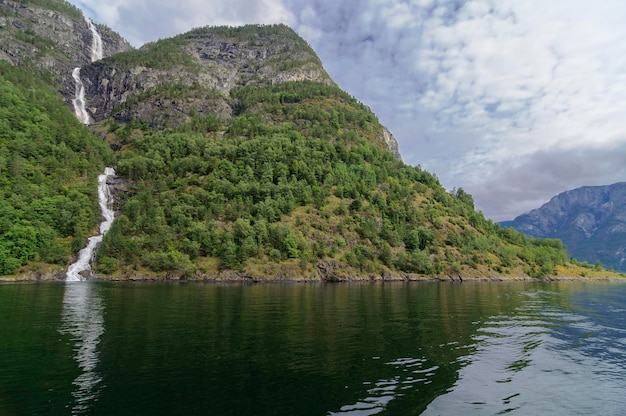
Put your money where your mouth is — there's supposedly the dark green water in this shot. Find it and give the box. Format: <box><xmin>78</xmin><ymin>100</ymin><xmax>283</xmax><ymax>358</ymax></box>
<box><xmin>1</xmin><ymin>281</ymin><xmax>625</xmax><ymax>415</ymax></box>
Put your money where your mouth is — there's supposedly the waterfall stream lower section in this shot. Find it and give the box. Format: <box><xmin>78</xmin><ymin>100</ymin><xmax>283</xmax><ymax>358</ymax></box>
<box><xmin>71</xmin><ymin>67</ymin><xmax>92</xmax><ymax>125</ymax></box>
<box><xmin>66</xmin><ymin>168</ymin><xmax>115</xmax><ymax>282</ymax></box>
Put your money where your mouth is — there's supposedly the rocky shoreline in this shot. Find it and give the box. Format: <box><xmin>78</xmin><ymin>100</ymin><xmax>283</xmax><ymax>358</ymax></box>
<box><xmin>2</xmin><ymin>265</ymin><xmax>623</xmax><ymax>284</ymax></box>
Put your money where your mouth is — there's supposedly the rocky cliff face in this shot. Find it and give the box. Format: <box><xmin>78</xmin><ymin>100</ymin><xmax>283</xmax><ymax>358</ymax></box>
<box><xmin>73</xmin><ymin>23</ymin><xmax>403</xmax><ymax>159</ymax></box>
<box><xmin>379</xmin><ymin>126</ymin><xmax>403</xmax><ymax>161</ymax></box>
<box><xmin>3</xmin><ymin>1</ymin><xmax>591</xmax><ymax>281</ymax></box>
<box><xmin>0</xmin><ymin>0</ymin><xmax>131</xmax><ymax>83</ymax></box>
<box><xmin>78</xmin><ymin>25</ymin><xmax>334</xmax><ymax>125</ymax></box>
<box><xmin>501</xmin><ymin>183</ymin><xmax>626</xmax><ymax>271</ymax></box>
<box><xmin>2</xmin><ymin>1</ymin><xmax>401</xmax><ymax>158</ymax></box>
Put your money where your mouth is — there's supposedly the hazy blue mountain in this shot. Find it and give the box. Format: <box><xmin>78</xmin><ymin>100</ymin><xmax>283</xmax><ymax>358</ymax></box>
<box><xmin>501</xmin><ymin>183</ymin><xmax>626</xmax><ymax>271</ymax></box>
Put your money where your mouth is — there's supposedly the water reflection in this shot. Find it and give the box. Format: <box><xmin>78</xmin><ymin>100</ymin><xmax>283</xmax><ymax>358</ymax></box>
<box><xmin>421</xmin><ymin>285</ymin><xmax>626</xmax><ymax>415</ymax></box>
<box><xmin>59</xmin><ymin>282</ymin><xmax>105</xmax><ymax>414</ymax></box>
<box><xmin>21</xmin><ymin>281</ymin><xmax>623</xmax><ymax>416</ymax></box>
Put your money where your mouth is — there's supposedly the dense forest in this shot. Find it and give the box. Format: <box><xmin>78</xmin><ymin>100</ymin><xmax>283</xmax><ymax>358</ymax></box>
<box><xmin>0</xmin><ymin>61</ymin><xmax>111</xmax><ymax>274</ymax></box>
<box><xmin>94</xmin><ymin>79</ymin><xmax>570</xmax><ymax>279</ymax></box>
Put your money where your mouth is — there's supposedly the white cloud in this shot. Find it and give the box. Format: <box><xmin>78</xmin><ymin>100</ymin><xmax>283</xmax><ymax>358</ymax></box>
<box><xmin>68</xmin><ymin>0</ymin><xmax>626</xmax><ymax>221</ymax></box>
<box><xmin>72</xmin><ymin>0</ymin><xmax>295</xmax><ymax>45</ymax></box>
<box><xmin>71</xmin><ymin>0</ymin><xmax>123</xmax><ymax>26</ymax></box>
<box><xmin>381</xmin><ymin>0</ymin><xmax>626</xmax><ymax>219</ymax></box>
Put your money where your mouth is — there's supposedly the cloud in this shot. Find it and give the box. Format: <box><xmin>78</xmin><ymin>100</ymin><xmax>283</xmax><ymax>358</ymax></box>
<box><xmin>471</xmin><ymin>142</ymin><xmax>626</xmax><ymax>221</ymax></box>
<box><xmin>72</xmin><ymin>0</ymin><xmax>295</xmax><ymax>45</ymax></box>
<box><xmin>68</xmin><ymin>0</ymin><xmax>626</xmax><ymax>221</ymax></box>
<box><xmin>299</xmin><ymin>0</ymin><xmax>626</xmax><ymax>221</ymax></box>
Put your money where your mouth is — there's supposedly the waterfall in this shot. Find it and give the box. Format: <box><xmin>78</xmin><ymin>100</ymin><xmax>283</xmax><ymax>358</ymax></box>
<box><xmin>86</xmin><ymin>18</ymin><xmax>103</xmax><ymax>62</ymax></box>
<box><xmin>66</xmin><ymin>168</ymin><xmax>116</xmax><ymax>281</ymax></box>
<box><xmin>67</xmin><ymin>17</ymin><xmax>114</xmax><ymax>281</ymax></box>
<box><xmin>72</xmin><ymin>68</ymin><xmax>92</xmax><ymax>125</ymax></box>
<box><xmin>71</xmin><ymin>17</ymin><xmax>103</xmax><ymax>126</ymax></box>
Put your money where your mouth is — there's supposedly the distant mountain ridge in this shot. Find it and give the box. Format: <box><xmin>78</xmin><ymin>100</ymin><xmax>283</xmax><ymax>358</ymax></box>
<box><xmin>501</xmin><ymin>183</ymin><xmax>626</xmax><ymax>271</ymax></box>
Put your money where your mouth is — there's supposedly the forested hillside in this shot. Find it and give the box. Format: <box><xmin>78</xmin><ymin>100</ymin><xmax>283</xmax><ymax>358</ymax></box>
<box><xmin>94</xmin><ymin>77</ymin><xmax>571</xmax><ymax>280</ymax></box>
<box><xmin>0</xmin><ymin>61</ymin><xmax>111</xmax><ymax>275</ymax></box>
<box><xmin>0</xmin><ymin>0</ymin><xmax>617</xmax><ymax>280</ymax></box>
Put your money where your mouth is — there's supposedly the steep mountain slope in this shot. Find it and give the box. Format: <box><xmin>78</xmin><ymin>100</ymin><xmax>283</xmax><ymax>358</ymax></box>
<box><xmin>79</xmin><ymin>26</ymin><xmax>332</xmax><ymax>126</ymax></box>
<box><xmin>1</xmin><ymin>0</ymin><xmax>615</xmax><ymax>280</ymax></box>
<box><xmin>0</xmin><ymin>0</ymin><xmax>120</xmax><ymax>277</ymax></box>
<box><xmin>0</xmin><ymin>0</ymin><xmax>131</xmax><ymax>84</ymax></box>
<box><xmin>0</xmin><ymin>60</ymin><xmax>112</xmax><ymax>276</ymax></box>
<box><xmin>75</xmin><ymin>23</ymin><xmax>403</xmax><ymax>159</ymax></box>
<box><xmin>501</xmin><ymin>183</ymin><xmax>626</xmax><ymax>271</ymax></box>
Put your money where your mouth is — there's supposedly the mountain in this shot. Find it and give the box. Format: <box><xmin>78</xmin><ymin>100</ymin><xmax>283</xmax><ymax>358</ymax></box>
<box><xmin>80</xmin><ymin>26</ymin><xmax>327</xmax><ymax>123</ymax></box>
<box><xmin>0</xmin><ymin>0</ymin><xmax>618</xmax><ymax>281</ymax></box>
<box><xmin>0</xmin><ymin>0</ymin><xmax>131</xmax><ymax>83</ymax></box>
<box><xmin>501</xmin><ymin>183</ymin><xmax>626</xmax><ymax>272</ymax></box>
<box><xmin>0</xmin><ymin>58</ymin><xmax>112</xmax><ymax>276</ymax></box>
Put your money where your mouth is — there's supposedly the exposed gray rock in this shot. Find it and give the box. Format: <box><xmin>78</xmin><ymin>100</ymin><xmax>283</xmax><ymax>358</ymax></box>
<box><xmin>2</xmin><ymin>2</ymin><xmax>404</xmax><ymax>163</ymax></box>
<box><xmin>0</xmin><ymin>0</ymin><xmax>131</xmax><ymax>83</ymax></box>
<box><xmin>316</xmin><ymin>260</ymin><xmax>346</xmax><ymax>281</ymax></box>
<box><xmin>378</xmin><ymin>126</ymin><xmax>403</xmax><ymax>161</ymax></box>
<box><xmin>76</xmin><ymin>25</ymin><xmax>334</xmax><ymax>129</ymax></box>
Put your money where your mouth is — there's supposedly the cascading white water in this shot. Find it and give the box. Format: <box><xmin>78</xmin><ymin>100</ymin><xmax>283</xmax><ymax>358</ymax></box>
<box><xmin>62</xmin><ymin>20</ymin><xmax>109</xmax><ymax>413</ymax></box>
<box><xmin>66</xmin><ymin>168</ymin><xmax>116</xmax><ymax>281</ymax></box>
<box><xmin>71</xmin><ymin>17</ymin><xmax>102</xmax><ymax>125</ymax></box>
<box><xmin>99</xmin><ymin>167</ymin><xmax>116</xmax><ymax>234</ymax></box>
<box><xmin>85</xmin><ymin>18</ymin><xmax>103</xmax><ymax>62</ymax></box>
<box><xmin>72</xmin><ymin>67</ymin><xmax>92</xmax><ymax>124</ymax></box>
<box><xmin>67</xmin><ymin>17</ymin><xmax>114</xmax><ymax>281</ymax></box>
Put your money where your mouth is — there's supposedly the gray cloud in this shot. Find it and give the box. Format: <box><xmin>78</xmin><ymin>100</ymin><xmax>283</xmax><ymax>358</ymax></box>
<box><xmin>69</xmin><ymin>0</ymin><xmax>626</xmax><ymax>221</ymax></box>
<box><xmin>470</xmin><ymin>142</ymin><xmax>626</xmax><ymax>221</ymax></box>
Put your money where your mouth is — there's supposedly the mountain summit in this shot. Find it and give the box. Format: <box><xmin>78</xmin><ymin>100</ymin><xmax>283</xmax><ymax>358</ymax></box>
<box><xmin>75</xmin><ymin>24</ymin><xmax>404</xmax><ymax>160</ymax></box>
<box><xmin>501</xmin><ymin>183</ymin><xmax>626</xmax><ymax>271</ymax></box>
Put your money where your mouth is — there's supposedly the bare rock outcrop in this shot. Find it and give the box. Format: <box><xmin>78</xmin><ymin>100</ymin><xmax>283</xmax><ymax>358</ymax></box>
<box><xmin>378</xmin><ymin>126</ymin><xmax>403</xmax><ymax>162</ymax></box>
<box><xmin>76</xmin><ymin>25</ymin><xmax>334</xmax><ymax>129</ymax></box>
<box><xmin>0</xmin><ymin>0</ymin><xmax>131</xmax><ymax>82</ymax></box>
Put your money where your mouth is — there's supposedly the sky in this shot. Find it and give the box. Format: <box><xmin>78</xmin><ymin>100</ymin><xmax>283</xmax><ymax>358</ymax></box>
<box><xmin>69</xmin><ymin>0</ymin><xmax>626</xmax><ymax>221</ymax></box>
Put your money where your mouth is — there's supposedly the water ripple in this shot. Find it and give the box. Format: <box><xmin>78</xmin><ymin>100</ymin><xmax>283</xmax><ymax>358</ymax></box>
<box><xmin>329</xmin><ymin>356</ymin><xmax>437</xmax><ymax>415</ymax></box>
<box><xmin>422</xmin><ymin>286</ymin><xmax>626</xmax><ymax>415</ymax></box>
